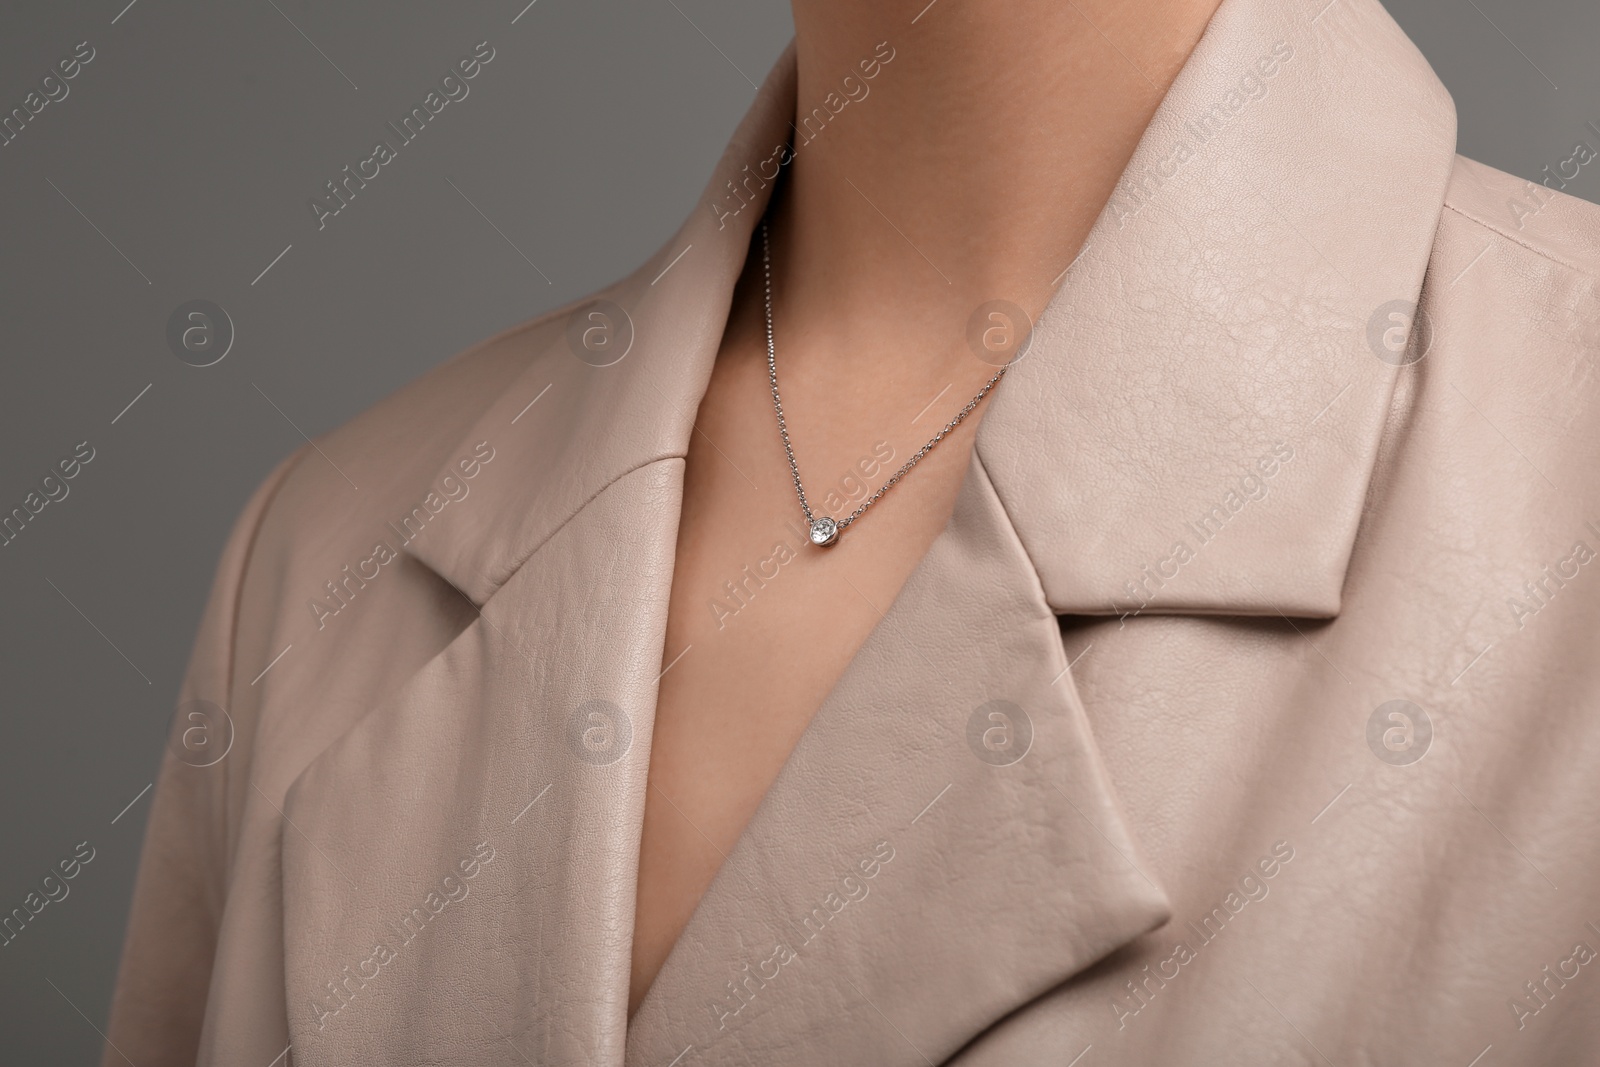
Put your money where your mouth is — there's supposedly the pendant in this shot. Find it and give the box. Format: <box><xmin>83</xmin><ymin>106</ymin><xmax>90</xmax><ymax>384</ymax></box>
<box><xmin>808</xmin><ymin>516</ymin><xmax>839</xmax><ymax>546</ymax></box>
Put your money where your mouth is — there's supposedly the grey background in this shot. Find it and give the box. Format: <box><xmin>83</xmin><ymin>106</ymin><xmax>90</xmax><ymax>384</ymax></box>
<box><xmin>0</xmin><ymin>0</ymin><xmax>1593</xmax><ymax>1060</ymax></box>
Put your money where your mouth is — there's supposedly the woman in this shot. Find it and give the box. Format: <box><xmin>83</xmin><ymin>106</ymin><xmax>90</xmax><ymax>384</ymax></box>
<box><xmin>107</xmin><ymin>0</ymin><xmax>1600</xmax><ymax>1063</ymax></box>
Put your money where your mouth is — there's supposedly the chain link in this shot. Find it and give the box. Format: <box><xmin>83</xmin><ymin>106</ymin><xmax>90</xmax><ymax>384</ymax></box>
<box><xmin>762</xmin><ymin>219</ymin><xmax>1010</xmax><ymax>537</ymax></box>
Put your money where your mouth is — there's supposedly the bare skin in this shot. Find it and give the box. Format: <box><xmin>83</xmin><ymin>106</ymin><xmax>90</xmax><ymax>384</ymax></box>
<box><xmin>628</xmin><ymin>0</ymin><xmax>1225</xmax><ymax>1015</ymax></box>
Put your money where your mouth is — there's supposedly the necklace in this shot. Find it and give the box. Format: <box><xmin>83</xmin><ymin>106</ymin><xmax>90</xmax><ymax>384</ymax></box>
<box><xmin>761</xmin><ymin>218</ymin><xmax>1011</xmax><ymax>547</ymax></box>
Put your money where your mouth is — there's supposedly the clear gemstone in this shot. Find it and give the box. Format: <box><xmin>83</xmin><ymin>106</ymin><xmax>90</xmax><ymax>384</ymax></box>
<box><xmin>808</xmin><ymin>516</ymin><xmax>839</xmax><ymax>546</ymax></box>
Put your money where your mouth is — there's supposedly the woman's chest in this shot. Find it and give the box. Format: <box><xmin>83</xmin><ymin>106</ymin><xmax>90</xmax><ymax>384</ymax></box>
<box><xmin>629</xmin><ymin>346</ymin><xmax>987</xmax><ymax>1008</ymax></box>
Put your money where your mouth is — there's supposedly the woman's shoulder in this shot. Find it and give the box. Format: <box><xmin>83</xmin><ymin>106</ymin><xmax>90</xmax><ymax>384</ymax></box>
<box><xmin>211</xmin><ymin>295</ymin><xmax>600</xmax><ymax>714</ymax></box>
<box><xmin>1413</xmin><ymin>154</ymin><xmax>1600</xmax><ymax>464</ymax></box>
<box><xmin>1365</xmin><ymin>155</ymin><xmax>1600</xmax><ymax>655</ymax></box>
<box><xmin>1438</xmin><ymin>153</ymin><xmax>1600</xmax><ymax>291</ymax></box>
<box><xmin>248</xmin><ymin>295</ymin><xmax>595</xmax><ymax>577</ymax></box>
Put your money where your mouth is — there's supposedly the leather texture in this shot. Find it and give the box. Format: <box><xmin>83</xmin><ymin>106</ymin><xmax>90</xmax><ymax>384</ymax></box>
<box><xmin>104</xmin><ymin>0</ymin><xmax>1600</xmax><ymax>1063</ymax></box>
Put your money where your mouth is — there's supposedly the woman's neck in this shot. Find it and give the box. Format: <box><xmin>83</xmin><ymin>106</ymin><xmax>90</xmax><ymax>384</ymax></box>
<box><xmin>769</xmin><ymin>0</ymin><xmax>1223</xmax><ymax>379</ymax></box>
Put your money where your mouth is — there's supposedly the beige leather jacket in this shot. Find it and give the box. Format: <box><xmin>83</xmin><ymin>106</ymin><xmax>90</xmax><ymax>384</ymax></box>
<box><xmin>105</xmin><ymin>0</ymin><xmax>1600</xmax><ymax>1063</ymax></box>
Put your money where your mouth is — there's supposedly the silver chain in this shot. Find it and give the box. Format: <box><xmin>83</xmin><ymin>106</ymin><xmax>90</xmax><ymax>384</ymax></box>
<box><xmin>762</xmin><ymin>218</ymin><xmax>1010</xmax><ymax>542</ymax></box>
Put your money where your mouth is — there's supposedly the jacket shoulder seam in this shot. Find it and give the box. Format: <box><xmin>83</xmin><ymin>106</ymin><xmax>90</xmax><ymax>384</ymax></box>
<box><xmin>1439</xmin><ymin>199</ymin><xmax>1598</xmax><ymax>282</ymax></box>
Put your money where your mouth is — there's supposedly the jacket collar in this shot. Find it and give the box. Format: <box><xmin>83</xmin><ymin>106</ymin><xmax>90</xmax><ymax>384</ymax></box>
<box><xmin>408</xmin><ymin>0</ymin><xmax>1456</xmax><ymax>623</ymax></box>
<box><xmin>978</xmin><ymin>0</ymin><xmax>1457</xmax><ymax>618</ymax></box>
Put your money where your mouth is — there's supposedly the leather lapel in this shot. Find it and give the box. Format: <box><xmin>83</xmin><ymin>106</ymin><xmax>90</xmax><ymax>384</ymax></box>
<box><xmin>978</xmin><ymin>0</ymin><xmax>1458</xmax><ymax>617</ymax></box>
<box><xmin>276</xmin><ymin>50</ymin><xmax>800</xmax><ymax>1067</ymax></box>
<box><xmin>623</xmin><ymin>454</ymin><xmax>1170</xmax><ymax>1066</ymax></box>
<box><xmin>280</xmin><ymin>459</ymin><xmax>684</xmax><ymax>1066</ymax></box>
